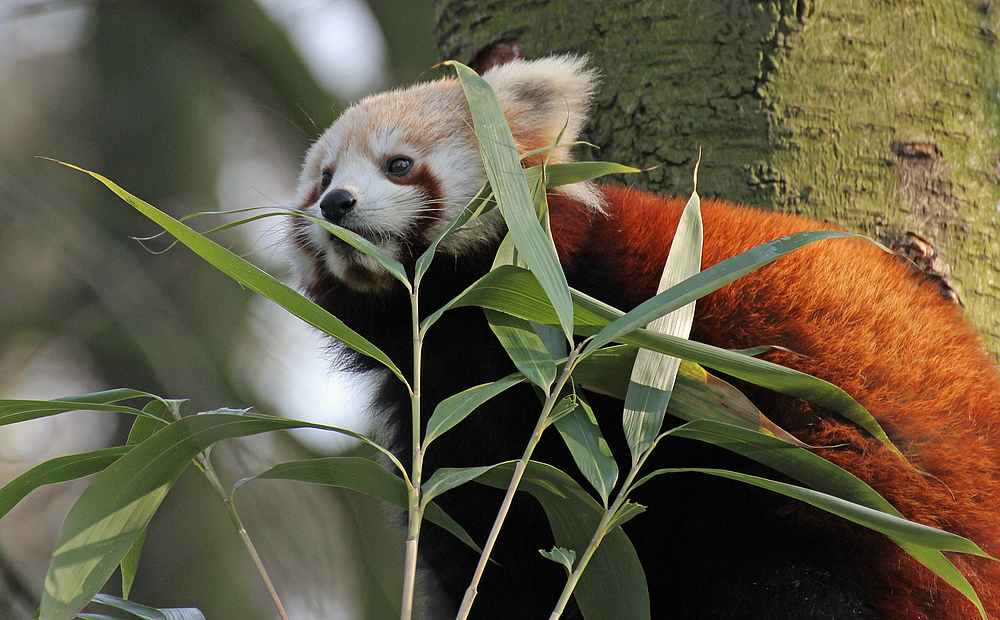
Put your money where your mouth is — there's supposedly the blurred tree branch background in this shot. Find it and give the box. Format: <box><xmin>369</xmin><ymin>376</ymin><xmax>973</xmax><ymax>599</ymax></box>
<box><xmin>0</xmin><ymin>1</ymin><xmax>434</xmax><ymax>618</ymax></box>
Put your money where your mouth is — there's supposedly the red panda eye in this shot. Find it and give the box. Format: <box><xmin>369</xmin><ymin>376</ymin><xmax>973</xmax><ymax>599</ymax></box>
<box><xmin>386</xmin><ymin>156</ymin><xmax>412</xmax><ymax>177</ymax></box>
<box><xmin>320</xmin><ymin>171</ymin><xmax>332</xmax><ymax>190</ymax></box>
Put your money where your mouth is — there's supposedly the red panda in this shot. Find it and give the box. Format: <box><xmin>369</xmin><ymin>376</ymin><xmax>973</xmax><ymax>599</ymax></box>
<box><xmin>288</xmin><ymin>56</ymin><xmax>1000</xmax><ymax>619</ymax></box>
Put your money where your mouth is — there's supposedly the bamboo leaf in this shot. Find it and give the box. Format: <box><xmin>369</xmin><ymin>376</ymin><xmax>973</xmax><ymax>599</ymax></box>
<box><xmin>524</xmin><ymin>161</ymin><xmax>641</xmax><ymax>190</ymax></box>
<box><xmin>634</xmin><ymin>465</ymin><xmax>991</xmax><ymax>556</ymax></box>
<box><xmin>441</xmin><ymin>264</ymin><xmax>896</xmax><ymax>457</ymax></box>
<box><xmin>645</xmin><ymin>419</ymin><xmax>992</xmax><ymax>619</ymax></box>
<box><xmin>295</xmin><ymin>212</ymin><xmax>409</xmax><ymax>288</ymax></box>
<box><xmin>485</xmin><ymin>310</ymin><xmax>556</xmax><ymax>391</ymax></box>
<box><xmin>421</xmin><ymin>465</ymin><xmax>493</xmax><ymax>504</ymax></box>
<box><xmin>40</xmin><ymin>412</ymin><xmax>395</xmax><ymax>620</ymax></box>
<box><xmin>423</xmin><ymin>373</ymin><xmax>525</xmax><ymax>447</ymax></box>
<box><xmin>50</xmin><ymin>160</ymin><xmax>406</xmax><ymax>387</ymax></box>
<box><xmin>553</xmin><ymin>395</ymin><xmax>618</xmax><ymax>506</ymax></box>
<box><xmin>92</xmin><ymin>593</ymin><xmax>205</xmax><ymax>620</ymax></box>
<box><xmin>445</xmin><ymin>61</ymin><xmax>575</xmax><ymax>342</ymax></box>
<box><xmin>607</xmin><ymin>501</ymin><xmax>646</xmax><ymax>530</ymax></box>
<box><xmin>0</xmin><ymin>389</ymin><xmax>165</xmax><ymax>427</ymax></box>
<box><xmin>581</xmin><ymin>229</ymin><xmax>862</xmax><ymax>355</ymax></box>
<box><xmin>0</xmin><ymin>447</ymin><xmax>129</xmax><ymax>521</ymax></box>
<box><xmin>573</xmin><ymin>348</ymin><xmax>807</xmax><ymax>446</ymax></box>
<box><xmin>121</xmin><ymin>400</ymin><xmax>173</xmax><ymax>599</ymax></box>
<box><xmin>623</xmin><ymin>188</ymin><xmax>702</xmax><ymax>460</ymax></box>
<box><xmin>242</xmin><ymin>457</ymin><xmax>481</xmax><ymax>554</ymax></box>
<box><xmin>415</xmin><ymin>184</ymin><xmax>496</xmax><ymax>283</ymax></box>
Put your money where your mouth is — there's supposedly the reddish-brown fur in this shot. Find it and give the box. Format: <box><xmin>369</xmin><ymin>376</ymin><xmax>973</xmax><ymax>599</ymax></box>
<box><xmin>551</xmin><ymin>185</ymin><xmax>1000</xmax><ymax>619</ymax></box>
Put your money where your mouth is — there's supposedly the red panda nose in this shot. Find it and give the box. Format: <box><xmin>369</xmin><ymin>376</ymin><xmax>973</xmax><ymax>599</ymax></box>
<box><xmin>320</xmin><ymin>188</ymin><xmax>357</xmax><ymax>224</ymax></box>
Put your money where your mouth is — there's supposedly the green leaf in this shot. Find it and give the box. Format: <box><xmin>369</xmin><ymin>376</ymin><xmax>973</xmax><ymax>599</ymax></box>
<box><xmin>415</xmin><ymin>183</ymin><xmax>496</xmax><ymax>283</ymax></box>
<box><xmin>476</xmin><ymin>461</ymin><xmax>649</xmax><ymax>620</ymax></box>
<box><xmin>623</xmin><ymin>188</ymin><xmax>702</xmax><ymax>460</ymax></box>
<box><xmin>637</xmin><ymin>465</ymin><xmax>990</xmax><ymax>555</ymax></box>
<box><xmin>92</xmin><ymin>593</ymin><xmax>206</xmax><ymax>620</ymax></box>
<box><xmin>607</xmin><ymin>501</ymin><xmax>646</xmax><ymax>530</ymax></box>
<box><xmin>524</xmin><ymin>161</ymin><xmax>641</xmax><ymax>190</ymax></box>
<box><xmin>581</xmin><ymin>229</ymin><xmax>862</xmax><ymax>355</ymax></box>
<box><xmin>574</xmin><ymin>348</ymin><xmax>807</xmax><ymax>446</ymax></box>
<box><xmin>444</xmin><ymin>264</ymin><xmax>896</xmax><ymax>457</ymax></box>
<box><xmin>0</xmin><ymin>447</ymin><xmax>130</xmax><ymax>521</ymax></box>
<box><xmin>445</xmin><ymin>61</ymin><xmax>575</xmax><ymax>342</ymax></box>
<box><xmin>121</xmin><ymin>400</ymin><xmax>173</xmax><ymax>599</ymax></box>
<box><xmin>421</xmin><ymin>465</ymin><xmax>493</xmax><ymax>504</ymax></box>
<box><xmin>485</xmin><ymin>310</ymin><xmax>556</xmax><ymax>391</ymax></box>
<box><xmin>618</xmin><ymin>327</ymin><xmax>899</xmax><ymax>458</ymax></box>
<box><xmin>0</xmin><ymin>389</ymin><xmax>164</xmax><ymax>427</ymax></box>
<box><xmin>51</xmin><ymin>160</ymin><xmax>406</xmax><ymax>387</ymax></box>
<box><xmin>240</xmin><ymin>457</ymin><xmax>481</xmax><ymax>555</ymax></box>
<box><xmin>423</xmin><ymin>373</ymin><xmax>525</xmax><ymax>447</ymax></box>
<box><xmin>295</xmin><ymin>211</ymin><xmax>409</xmax><ymax>289</ymax></box>
<box><xmin>40</xmin><ymin>412</ymin><xmax>393</xmax><ymax>620</ymax></box>
<box><xmin>645</xmin><ymin>420</ymin><xmax>992</xmax><ymax>619</ymax></box>
<box><xmin>545</xmin><ymin>392</ymin><xmax>580</xmax><ymax>427</ymax></box>
<box><xmin>553</xmin><ymin>394</ymin><xmax>618</xmax><ymax>506</ymax></box>
<box><xmin>422</xmin><ymin>265</ymin><xmax>606</xmax><ymax>333</ymax></box>
<box><xmin>539</xmin><ymin>546</ymin><xmax>576</xmax><ymax>573</ymax></box>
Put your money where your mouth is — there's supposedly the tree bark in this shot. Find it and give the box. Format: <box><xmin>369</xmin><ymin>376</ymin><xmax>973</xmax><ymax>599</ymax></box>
<box><xmin>436</xmin><ymin>0</ymin><xmax>1000</xmax><ymax>350</ymax></box>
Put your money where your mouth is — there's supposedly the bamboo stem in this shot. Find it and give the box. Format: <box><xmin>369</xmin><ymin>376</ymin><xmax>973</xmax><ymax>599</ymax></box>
<box><xmin>456</xmin><ymin>346</ymin><xmax>583</xmax><ymax>620</ymax></box>
<box><xmin>401</xmin><ymin>285</ymin><xmax>425</xmax><ymax>620</ymax></box>
<box><xmin>198</xmin><ymin>454</ymin><xmax>290</xmax><ymax>620</ymax></box>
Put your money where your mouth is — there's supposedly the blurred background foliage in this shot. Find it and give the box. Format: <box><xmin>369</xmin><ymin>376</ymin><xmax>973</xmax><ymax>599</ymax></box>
<box><xmin>0</xmin><ymin>1</ymin><xmax>437</xmax><ymax>618</ymax></box>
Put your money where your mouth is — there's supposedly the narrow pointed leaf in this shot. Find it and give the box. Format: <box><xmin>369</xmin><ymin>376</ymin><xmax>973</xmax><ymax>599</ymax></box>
<box><xmin>623</xmin><ymin>188</ymin><xmax>702</xmax><ymax>459</ymax></box>
<box><xmin>485</xmin><ymin>310</ymin><xmax>556</xmax><ymax>390</ymax></box>
<box><xmin>524</xmin><ymin>161</ymin><xmax>641</xmax><ymax>190</ymax></box>
<box><xmin>51</xmin><ymin>161</ymin><xmax>405</xmax><ymax>386</ymax></box>
<box><xmin>424</xmin><ymin>373</ymin><xmax>525</xmax><ymax>446</ymax></box>
<box><xmin>242</xmin><ymin>457</ymin><xmax>481</xmax><ymax>554</ymax></box>
<box><xmin>40</xmin><ymin>412</ymin><xmax>394</xmax><ymax>620</ymax></box>
<box><xmin>581</xmin><ymin>229</ymin><xmax>863</xmax><ymax>355</ymax></box>
<box><xmin>296</xmin><ymin>212</ymin><xmax>409</xmax><ymax>288</ymax></box>
<box><xmin>446</xmin><ymin>61</ymin><xmax>574</xmax><ymax>341</ymax></box>
<box><xmin>645</xmin><ymin>420</ymin><xmax>992</xmax><ymax>619</ymax></box>
<box><xmin>442</xmin><ymin>264</ymin><xmax>896</xmax><ymax>457</ymax></box>
<box><xmin>618</xmin><ymin>328</ymin><xmax>899</xmax><ymax>457</ymax></box>
<box><xmin>0</xmin><ymin>388</ymin><xmax>164</xmax><ymax>427</ymax></box>
<box><xmin>631</xmin><ymin>464</ymin><xmax>988</xmax><ymax>617</ymax></box>
<box><xmin>634</xmin><ymin>465</ymin><xmax>991</xmax><ymax>556</ymax></box>
<box><xmin>553</xmin><ymin>395</ymin><xmax>618</xmax><ymax>506</ymax></box>
<box><xmin>121</xmin><ymin>400</ymin><xmax>172</xmax><ymax>599</ymax></box>
<box><xmin>415</xmin><ymin>184</ymin><xmax>496</xmax><ymax>282</ymax></box>
<box><xmin>0</xmin><ymin>447</ymin><xmax>130</xmax><ymax>521</ymax></box>
<box><xmin>607</xmin><ymin>501</ymin><xmax>646</xmax><ymax>530</ymax></box>
<box><xmin>421</xmin><ymin>465</ymin><xmax>493</xmax><ymax>504</ymax></box>
<box><xmin>92</xmin><ymin>593</ymin><xmax>205</xmax><ymax>620</ymax></box>
<box><xmin>573</xmin><ymin>347</ymin><xmax>807</xmax><ymax>446</ymax></box>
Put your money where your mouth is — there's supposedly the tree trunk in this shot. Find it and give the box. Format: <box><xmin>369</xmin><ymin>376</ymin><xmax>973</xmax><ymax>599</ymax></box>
<box><xmin>436</xmin><ymin>0</ymin><xmax>1000</xmax><ymax>351</ymax></box>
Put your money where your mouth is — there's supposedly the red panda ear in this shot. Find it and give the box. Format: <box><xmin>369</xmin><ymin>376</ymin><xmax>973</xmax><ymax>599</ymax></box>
<box><xmin>482</xmin><ymin>55</ymin><xmax>598</xmax><ymax>167</ymax></box>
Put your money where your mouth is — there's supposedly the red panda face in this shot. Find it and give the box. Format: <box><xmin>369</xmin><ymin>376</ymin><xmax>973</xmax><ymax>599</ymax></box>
<box><xmin>289</xmin><ymin>80</ymin><xmax>496</xmax><ymax>293</ymax></box>
<box><xmin>288</xmin><ymin>56</ymin><xmax>601</xmax><ymax>294</ymax></box>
